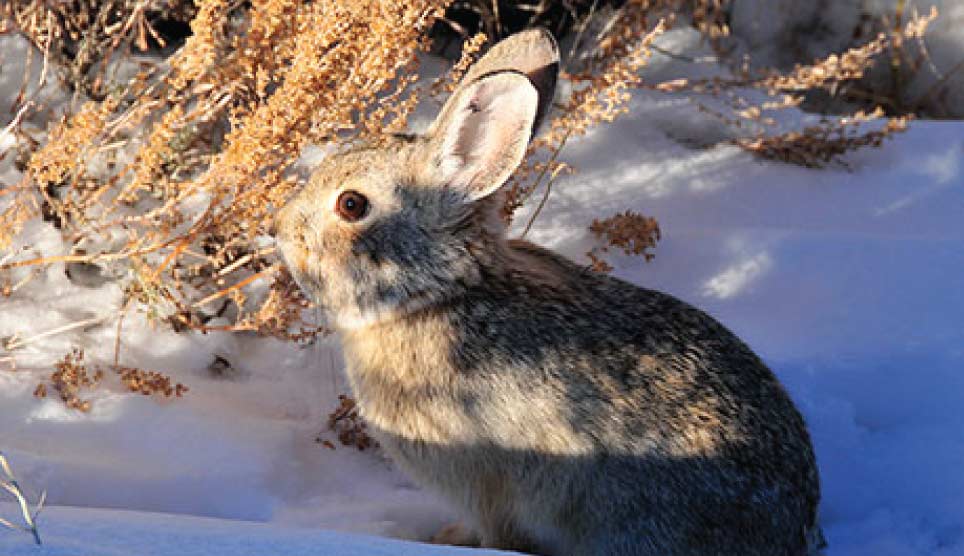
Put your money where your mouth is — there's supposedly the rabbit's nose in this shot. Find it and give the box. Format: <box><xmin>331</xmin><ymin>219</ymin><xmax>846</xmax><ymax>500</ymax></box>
<box><xmin>267</xmin><ymin>217</ymin><xmax>279</xmax><ymax>237</ymax></box>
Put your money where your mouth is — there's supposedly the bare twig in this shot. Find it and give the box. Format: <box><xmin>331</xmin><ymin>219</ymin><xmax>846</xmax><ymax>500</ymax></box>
<box><xmin>0</xmin><ymin>101</ymin><xmax>34</xmax><ymax>153</ymax></box>
<box><xmin>37</xmin><ymin>11</ymin><xmax>52</xmax><ymax>90</ymax></box>
<box><xmin>215</xmin><ymin>247</ymin><xmax>277</xmax><ymax>277</ymax></box>
<box><xmin>0</xmin><ymin>241</ymin><xmax>179</xmax><ymax>272</ymax></box>
<box><xmin>0</xmin><ymin>452</ymin><xmax>44</xmax><ymax>545</ymax></box>
<box><xmin>192</xmin><ymin>265</ymin><xmax>278</xmax><ymax>309</ymax></box>
<box><xmin>4</xmin><ymin>314</ymin><xmax>109</xmax><ymax>352</ymax></box>
<box><xmin>521</xmin><ymin>143</ymin><xmax>570</xmax><ymax>238</ymax></box>
<box><xmin>913</xmin><ymin>56</ymin><xmax>964</xmax><ymax>115</ymax></box>
<box><xmin>113</xmin><ymin>296</ymin><xmax>134</xmax><ymax>369</ymax></box>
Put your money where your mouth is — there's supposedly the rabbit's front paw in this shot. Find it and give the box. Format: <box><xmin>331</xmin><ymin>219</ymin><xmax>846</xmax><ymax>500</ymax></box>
<box><xmin>430</xmin><ymin>522</ymin><xmax>481</xmax><ymax>547</ymax></box>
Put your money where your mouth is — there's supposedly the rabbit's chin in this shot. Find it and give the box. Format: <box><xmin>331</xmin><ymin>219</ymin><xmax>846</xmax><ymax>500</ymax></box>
<box><xmin>288</xmin><ymin>262</ymin><xmax>455</xmax><ymax>330</ymax></box>
<box><xmin>331</xmin><ymin>302</ymin><xmax>415</xmax><ymax>330</ymax></box>
<box><xmin>330</xmin><ymin>285</ymin><xmax>455</xmax><ymax>330</ymax></box>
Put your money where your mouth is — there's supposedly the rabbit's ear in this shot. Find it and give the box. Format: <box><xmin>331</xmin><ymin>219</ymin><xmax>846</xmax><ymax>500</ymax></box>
<box><xmin>459</xmin><ymin>28</ymin><xmax>559</xmax><ymax>136</ymax></box>
<box><xmin>424</xmin><ymin>71</ymin><xmax>538</xmax><ymax>201</ymax></box>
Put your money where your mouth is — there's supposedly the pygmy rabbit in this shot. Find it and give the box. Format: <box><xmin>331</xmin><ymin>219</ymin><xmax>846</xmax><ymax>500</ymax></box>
<box><xmin>276</xmin><ymin>28</ymin><xmax>822</xmax><ymax>556</ymax></box>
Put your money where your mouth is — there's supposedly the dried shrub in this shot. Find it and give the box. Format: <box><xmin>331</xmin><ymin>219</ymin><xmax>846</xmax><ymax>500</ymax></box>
<box><xmin>737</xmin><ymin>109</ymin><xmax>911</xmax><ymax>169</ymax></box>
<box><xmin>318</xmin><ymin>394</ymin><xmax>377</xmax><ymax>452</ymax></box>
<box><xmin>2</xmin><ymin>0</ymin><xmax>196</xmax><ymax>97</ymax></box>
<box><xmin>858</xmin><ymin>6</ymin><xmax>952</xmax><ymax>117</ymax></box>
<box><xmin>36</xmin><ymin>347</ymin><xmax>188</xmax><ymax>412</ymax></box>
<box><xmin>46</xmin><ymin>348</ymin><xmax>102</xmax><ymax>413</ymax></box>
<box><xmin>587</xmin><ymin>211</ymin><xmax>661</xmax><ymax>272</ymax></box>
<box><xmin>656</xmin><ymin>9</ymin><xmax>936</xmax><ymax>100</ymax></box>
<box><xmin>1</xmin><ymin>0</ymin><xmax>449</xmax><ymax>343</ymax></box>
<box><xmin>654</xmin><ymin>8</ymin><xmax>934</xmax><ymax>166</ymax></box>
<box><xmin>117</xmin><ymin>366</ymin><xmax>189</xmax><ymax>397</ymax></box>
<box><xmin>430</xmin><ymin>31</ymin><xmax>488</xmax><ymax>96</ymax></box>
<box><xmin>731</xmin><ymin>3</ymin><xmax>951</xmax><ymax>117</ymax></box>
<box><xmin>756</xmin><ymin>33</ymin><xmax>896</xmax><ymax>95</ymax></box>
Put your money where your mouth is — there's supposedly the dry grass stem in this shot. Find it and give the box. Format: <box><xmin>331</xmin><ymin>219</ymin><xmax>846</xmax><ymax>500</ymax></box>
<box><xmin>0</xmin><ymin>452</ymin><xmax>45</xmax><ymax>546</ymax></box>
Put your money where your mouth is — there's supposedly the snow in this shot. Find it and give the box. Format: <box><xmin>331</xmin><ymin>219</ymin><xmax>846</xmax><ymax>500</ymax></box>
<box><xmin>3</xmin><ymin>25</ymin><xmax>964</xmax><ymax>556</ymax></box>
<box><xmin>0</xmin><ymin>505</ymin><xmax>503</xmax><ymax>556</ymax></box>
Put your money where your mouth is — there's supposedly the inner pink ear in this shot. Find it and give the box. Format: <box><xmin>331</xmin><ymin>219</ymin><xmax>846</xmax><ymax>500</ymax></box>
<box><xmin>434</xmin><ymin>72</ymin><xmax>539</xmax><ymax>201</ymax></box>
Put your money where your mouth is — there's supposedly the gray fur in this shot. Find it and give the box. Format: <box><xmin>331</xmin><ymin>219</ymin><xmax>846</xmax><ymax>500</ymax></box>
<box><xmin>276</xmin><ymin>29</ymin><xmax>822</xmax><ymax>556</ymax></box>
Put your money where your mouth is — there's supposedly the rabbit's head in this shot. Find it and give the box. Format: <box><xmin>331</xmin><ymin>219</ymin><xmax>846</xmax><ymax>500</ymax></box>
<box><xmin>276</xmin><ymin>29</ymin><xmax>558</xmax><ymax>329</ymax></box>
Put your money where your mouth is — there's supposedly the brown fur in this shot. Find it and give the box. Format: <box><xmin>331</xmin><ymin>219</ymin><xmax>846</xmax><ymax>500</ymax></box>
<box><xmin>276</xmin><ymin>29</ymin><xmax>823</xmax><ymax>556</ymax></box>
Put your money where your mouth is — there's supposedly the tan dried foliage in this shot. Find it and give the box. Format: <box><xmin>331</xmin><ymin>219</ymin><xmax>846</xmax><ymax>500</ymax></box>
<box><xmin>688</xmin><ymin>0</ymin><xmax>730</xmax><ymax>39</ymax></box>
<box><xmin>2</xmin><ymin>0</ymin><xmax>449</xmax><ymax>342</ymax></box>
<box><xmin>28</xmin><ymin>98</ymin><xmax>119</xmax><ymax>187</ymax></box>
<box><xmin>587</xmin><ymin>211</ymin><xmax>662</xmax><ymax>272</ymax></box>
<box><xmin>431</xmin><ymin>31</ymin><xmax>488</xmax><ymax>97</ymax></box>
<box><xmin>738</xmin><ymin>109</ymin><xmax>911</xmax><ymax>169</ymax></box>
<box><xmin>652</xmin><ymin>8</ymin><xmax>935</xmax><ymax>167</ymax></box>
<box><xmin>2</xmin><ymin>0</ymin><xmax>196</xmax><ymax>97</ymax></box>
<box><xmin>759</xmin><ymin>7</ymin><xmax>937</xmax><ymax>95</ymax></box>
<box><xmin>729</xmin><ymin>9</ymin><xmax>935</xmax><ymax>166</ymax></box>
<box><xmin>36</xmin><ymin>347</ymin><xmax>189</xmax><ymax>412</ymax></box>
<box><xmin>655</xmin><ymin>8</ymin><xmax>937</xmax><ymax>97</ymax></box>
<box><xmin>43</xmin><ymin>348</ymin><xmax>103</xmax><ymax>413</ymax></box>
<box><xmin>118</xmin><ymin>366</ymin><xmax>189</xmax><ymax>397</ymax></box>
<box><xmin>319</xmin><ymin>394</ymin><xmax>377</xmax><ymax>452</ymax></box>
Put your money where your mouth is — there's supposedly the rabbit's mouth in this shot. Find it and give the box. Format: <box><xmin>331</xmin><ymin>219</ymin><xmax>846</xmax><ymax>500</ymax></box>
<box><xmin>275</xmin><ymin>234</ymin><xmax>411</xmax><ymax>329</ymax></box>
<box><xmin>275</xmin><ymin>237</ymin><xmax>325</xmax><ymax>302</ymax></box>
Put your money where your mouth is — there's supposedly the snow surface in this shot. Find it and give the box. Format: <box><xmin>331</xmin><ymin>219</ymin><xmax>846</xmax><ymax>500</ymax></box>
<box><xmin>0</xmin><ymin>505</ymin><xmax>504</xmax><ymax>556</ymax></box>
<box><xmin>2</xmin><ymin>26</ymin><xmax>964</xmax><ymax>556</ymax></box>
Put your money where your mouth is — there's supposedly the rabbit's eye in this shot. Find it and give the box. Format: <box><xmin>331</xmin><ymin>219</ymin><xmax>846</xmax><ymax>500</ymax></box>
<box><xmin>335</xmin><ymin>190</ymin><xmax>369</xmax><ymax>222</ymax></box>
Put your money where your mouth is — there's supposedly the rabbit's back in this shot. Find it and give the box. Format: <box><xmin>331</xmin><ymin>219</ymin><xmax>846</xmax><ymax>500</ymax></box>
<box><xmin>468</xmin><ymin>241</ymin><xmax>819</xmax><ymax>550</ymax></box>
<box><xmin>342</xmin><ymin>240</ymin><xmax>820</xmax><ymax>555</ymax></box>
